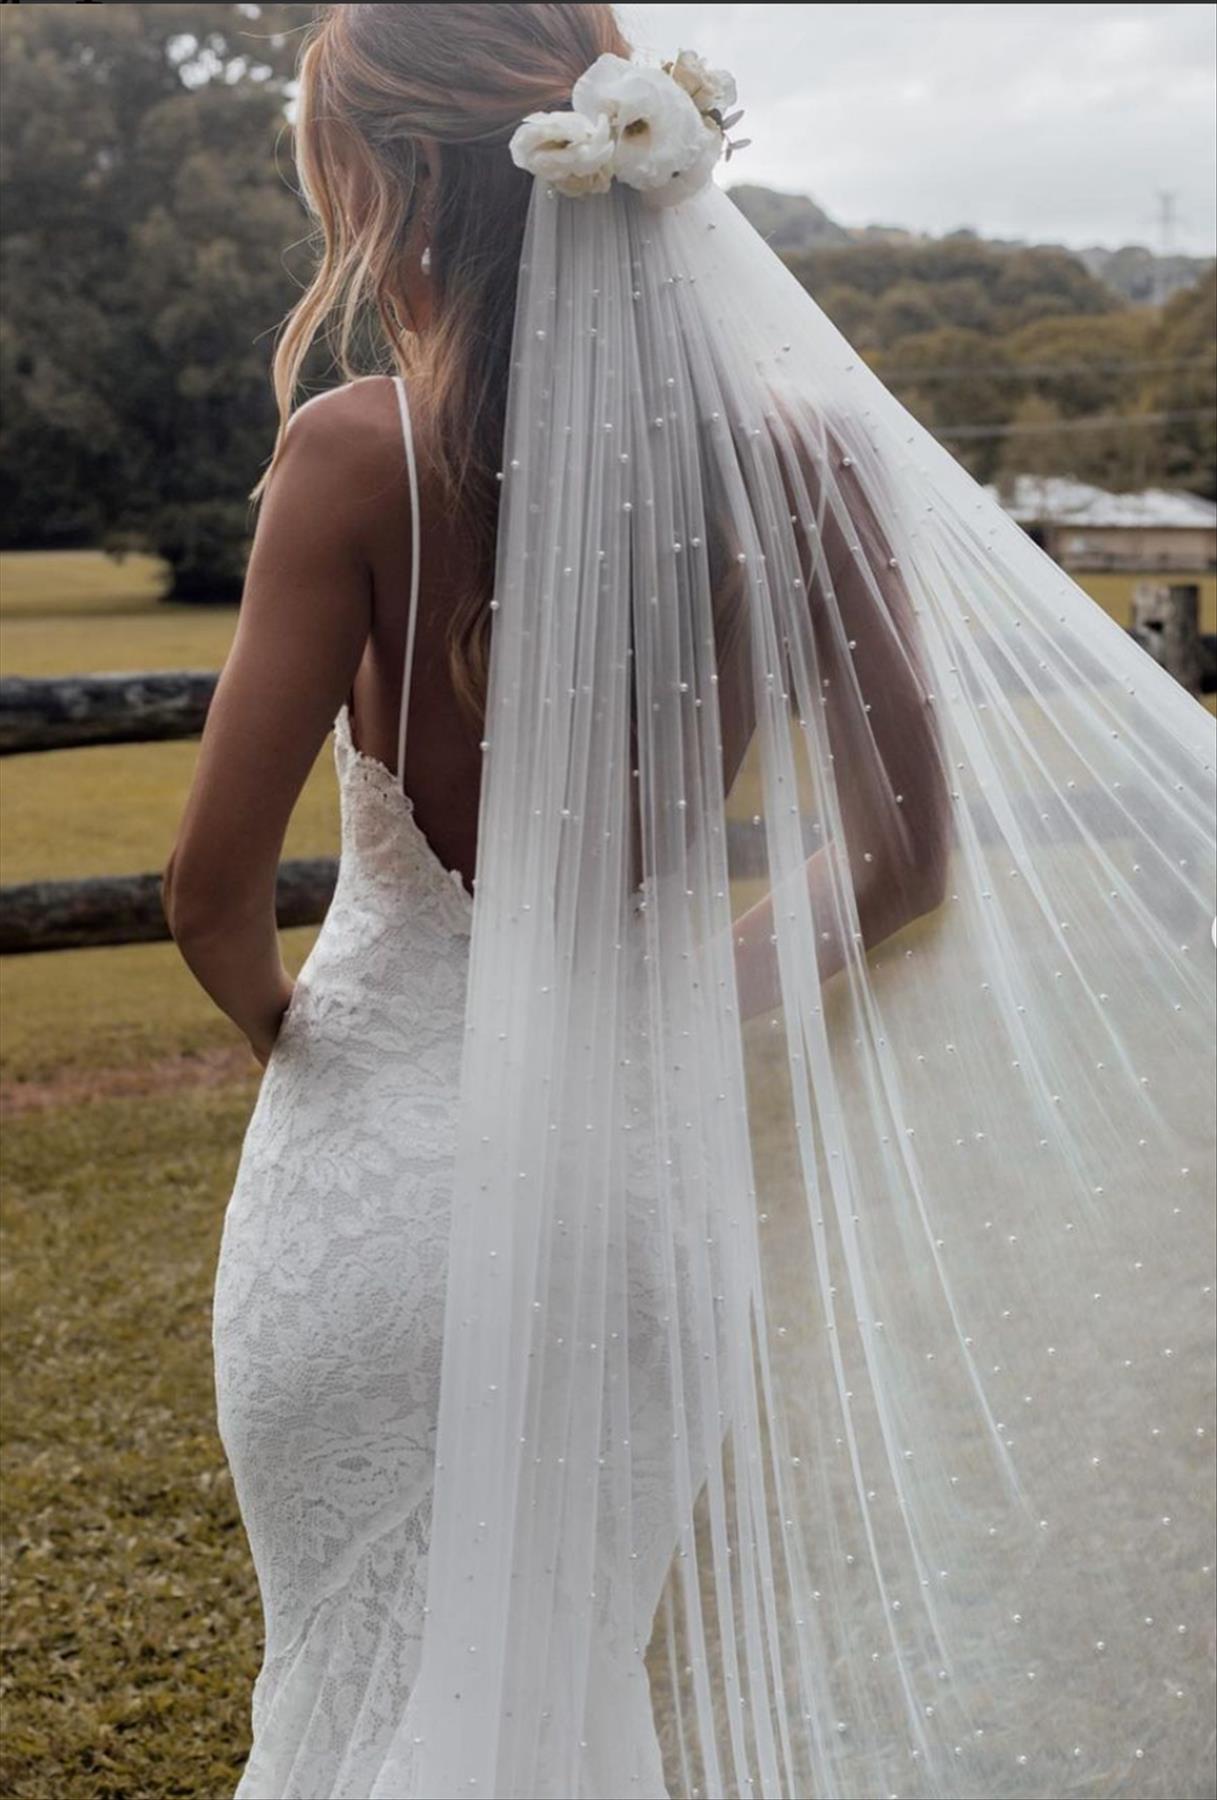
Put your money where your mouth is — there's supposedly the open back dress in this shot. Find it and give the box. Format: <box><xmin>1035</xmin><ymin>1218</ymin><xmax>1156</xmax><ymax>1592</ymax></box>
<box><xmin>210</xmin><ymin>376</ymin><xmax>681</xmax><ymax>1800</ymax></box>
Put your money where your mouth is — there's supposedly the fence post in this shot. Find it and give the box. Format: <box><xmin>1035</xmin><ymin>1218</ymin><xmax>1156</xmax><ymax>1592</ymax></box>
<box><xmin>1131</xmin><ymin>581</ymin><xmax>1203</xmax><ymax>697</ymax></box>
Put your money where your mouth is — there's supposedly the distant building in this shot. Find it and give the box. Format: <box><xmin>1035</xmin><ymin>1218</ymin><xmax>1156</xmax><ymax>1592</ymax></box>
<box><xmin>988</xmin><ymin>475</ymin><xmax>1217</xmax><ymax>572</ymax></box>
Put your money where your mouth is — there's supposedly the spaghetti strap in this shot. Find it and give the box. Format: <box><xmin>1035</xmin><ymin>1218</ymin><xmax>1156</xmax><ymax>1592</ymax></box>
<box><xmin>391</xmin><ymin>373</ymin><xmax>422</xmax><ymax>788</ymax></box>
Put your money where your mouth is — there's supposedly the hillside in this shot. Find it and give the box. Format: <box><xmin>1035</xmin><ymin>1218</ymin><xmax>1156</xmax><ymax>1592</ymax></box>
<box><xmin>727</xmin><ymin>194</ymin><xmax>1217</xmax><ymax>499</ymax></box>
<box><xmin>719</xmin><ymin>183</ymin><xmax>852</xmax><ymax>253</ymax></box>
<box><xmin>726</xmin><ymin>184</ymin><xmax>1213</xmax><ymax>306</ymax></box>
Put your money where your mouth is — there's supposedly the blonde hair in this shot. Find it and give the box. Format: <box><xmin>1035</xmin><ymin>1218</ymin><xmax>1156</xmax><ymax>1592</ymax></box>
<box><xmin>258</xmin><ymin>2</ymin><xmax>632</xmax><ymax>727</ymax></box>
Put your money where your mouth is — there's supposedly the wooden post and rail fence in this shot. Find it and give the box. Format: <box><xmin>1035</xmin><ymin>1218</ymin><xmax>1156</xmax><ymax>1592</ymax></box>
<box><xmin>1</xmin><ymin>582</ymin><xmax>1214</xmax><ymax>955</ymax></box>
<box><xmin>0</xmin><ymin>671</ymin><xmax>337</xmax><ymax>955</ymax></box>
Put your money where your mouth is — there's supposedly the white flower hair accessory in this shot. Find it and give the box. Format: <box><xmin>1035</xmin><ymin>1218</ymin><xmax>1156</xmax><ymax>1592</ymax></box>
<box><xmin>508</xmin><ymin>49</ymin><xmax>749</xmax><ymax>207</ymax></box>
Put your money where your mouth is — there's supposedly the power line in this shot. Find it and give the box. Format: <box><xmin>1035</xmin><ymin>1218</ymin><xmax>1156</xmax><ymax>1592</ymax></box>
<box><xmin>882</xmin><ymin>354</ymin><xmax>1213</xmax><ymax>384</ymax></box>
<box><xmin>937</xmin><ymin>408</ymin><xmax>1215</xmax><ymax>442</ymax></box>
<box><xmin>1154</xmin><ymin>192</ymin><xmax>1180</xmax><ymax>306</ymax></box>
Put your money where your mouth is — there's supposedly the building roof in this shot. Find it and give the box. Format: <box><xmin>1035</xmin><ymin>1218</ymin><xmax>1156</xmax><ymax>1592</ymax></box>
<box><xmin>986</xmin><ymin>474</ymin><xmax>1217</xmax><ymax>531</ymax></box>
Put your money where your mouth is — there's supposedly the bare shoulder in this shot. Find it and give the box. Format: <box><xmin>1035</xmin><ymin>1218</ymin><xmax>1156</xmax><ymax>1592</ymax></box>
<box><xmin>255</xmin><ymin>375</ymin><xmax>419</xmax><ymax>570</ymax></box>
<box><xmin>284</xmin><ymin>375</ymin><xmax>409</xmax><ymax>491</ymax></box>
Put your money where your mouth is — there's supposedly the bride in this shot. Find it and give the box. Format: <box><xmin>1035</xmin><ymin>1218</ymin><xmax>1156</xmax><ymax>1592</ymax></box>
<box><xmin>164</xmin><ymin>6</ymin><xmax>1216</xmax><ymax>1798</ymax></box>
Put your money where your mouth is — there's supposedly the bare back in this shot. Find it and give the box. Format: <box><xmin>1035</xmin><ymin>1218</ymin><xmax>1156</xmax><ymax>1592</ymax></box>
<box><xmin>345</xmin><ymin>378</ymin><xmax>486</xmax><ymax>894</ymax></box>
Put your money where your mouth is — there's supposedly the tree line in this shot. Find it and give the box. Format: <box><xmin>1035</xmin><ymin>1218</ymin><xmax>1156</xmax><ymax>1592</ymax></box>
<box><xmin>1</xmin><ymin>3</ymin><xmax>1213</xmax><ymax>601</ymax></box>
<box><xmin>790</xmin><ymin>238</ymin><xmax>1216</xmax><ymax>493</ymax></box>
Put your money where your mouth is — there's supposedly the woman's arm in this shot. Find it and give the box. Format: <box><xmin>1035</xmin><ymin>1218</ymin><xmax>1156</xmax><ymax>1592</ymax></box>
<box><xmin>162</xmin><ymin>379</ymin><xmax>402</xmax><ymax>1063</ymax></box>
<box><xmin>732</xmin><ymin>412</ymin><xmax>952</xmax><ymax>1022</ymax></box>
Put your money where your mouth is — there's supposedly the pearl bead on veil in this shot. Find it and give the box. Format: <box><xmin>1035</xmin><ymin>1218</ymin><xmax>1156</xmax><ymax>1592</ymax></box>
<box><xmin>366</xmin><ymin>81</ymin><xmax>1217</xmax><ymax>1800</ymax></box>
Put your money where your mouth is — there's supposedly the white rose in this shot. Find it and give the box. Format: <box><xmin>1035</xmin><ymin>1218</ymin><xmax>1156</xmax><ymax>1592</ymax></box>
<box><xmin>508</xmin><ymin>109</ymin><xmax>616</xmax><ymax>197</ymax></box>
<box><xmin>572</xmin><ymin>55</ymin><xmax>721</xmax><ymax>199</ymax></box>
<box><xmin>668</xmin><ymin>49</ymin><xmax>737</xmax><ymax>118</ymax></box>
<box><xmin>569</xmin><ymin>53</ymin><xmax>641</xmax><ymax>129</ymax></box>
<box><xmin>638</xmin><ymin>121</ymin><xmax>723</xmax><ymax>208</ymax></box>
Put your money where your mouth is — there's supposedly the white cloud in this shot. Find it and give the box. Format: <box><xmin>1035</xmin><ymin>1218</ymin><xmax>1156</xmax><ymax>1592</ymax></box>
<box><xmin>620</xmin><ymin>3</ymin><xmax>1217</xmax><ymax>252</ymax></box>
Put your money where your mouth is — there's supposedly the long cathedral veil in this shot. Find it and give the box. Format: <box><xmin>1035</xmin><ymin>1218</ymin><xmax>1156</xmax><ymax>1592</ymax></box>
<box><xmin>374</xmin><ymin>112</ymin><xmax>1216</xmax><ymax>1800</ymax></box>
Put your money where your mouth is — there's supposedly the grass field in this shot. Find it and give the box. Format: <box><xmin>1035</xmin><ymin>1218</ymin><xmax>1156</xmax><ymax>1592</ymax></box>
<box><xmin>0</xmin><ymin>553</ymin><xmax>315</xmax><ymax>1798</ymax></box>
<box><xmin>0</xmin><ymin>552</ymin><xmax>335</xmax><ymax>1099</ymax></box>
<box><xmin>2</xmin><ymin>1085</ymin><xmax>263</xmax><ymax>1799</ymax></box>
<box><xmin>1</xmin><ymin>545</ymin><xmax>1214</xmax><ymax>1798</ymax></box>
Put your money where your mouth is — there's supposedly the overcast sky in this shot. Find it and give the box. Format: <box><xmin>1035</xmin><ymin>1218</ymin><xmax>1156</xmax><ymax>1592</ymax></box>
<box><xmin>622</xmin><ymin>3</ymin><xmax>1217</xmax><ymax>254</ymax></box>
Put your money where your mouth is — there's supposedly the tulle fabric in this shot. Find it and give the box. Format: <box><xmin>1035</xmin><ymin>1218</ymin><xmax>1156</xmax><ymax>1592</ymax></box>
<box><xmin>378</xmin><ymin>176</ymin><xmax>1216</xmax><ymax>1799</ymax></box>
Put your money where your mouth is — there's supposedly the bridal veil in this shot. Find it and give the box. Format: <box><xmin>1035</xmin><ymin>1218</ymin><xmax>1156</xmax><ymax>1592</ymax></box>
<box><xmin>372</xmin><ymin>53</ymin><xmax>1217</xmax><ymax>1800</ymax></box>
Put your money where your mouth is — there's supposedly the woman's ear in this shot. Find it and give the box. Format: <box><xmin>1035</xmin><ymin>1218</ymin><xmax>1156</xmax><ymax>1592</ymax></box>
<box><xmin>411</xmin><ymin>135</ymin><xmax>442</xmax><ymax>252</ymax></box>
<box><xmin>396</xmin><ymin>135</ymin><xmax>443</xmax><ymax>333</ymax></box>
<box><xmin>415</xmin><ymin>134</ymin><xmax>442</xmax><ymax>189</ymax></box>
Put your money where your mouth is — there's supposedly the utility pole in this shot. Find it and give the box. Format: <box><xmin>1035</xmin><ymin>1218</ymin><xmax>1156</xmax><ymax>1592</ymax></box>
<box><xmin>1153</xmin><ymin>191</ymin><xmax>1177</xmax><ymax>306</ymax></box>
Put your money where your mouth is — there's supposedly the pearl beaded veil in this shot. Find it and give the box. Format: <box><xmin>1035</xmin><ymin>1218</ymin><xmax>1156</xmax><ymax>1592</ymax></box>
<box><xmin>380</xmin><ymin>171</ymin><xmax>1216</xmax><ymax>1800</ymax></box>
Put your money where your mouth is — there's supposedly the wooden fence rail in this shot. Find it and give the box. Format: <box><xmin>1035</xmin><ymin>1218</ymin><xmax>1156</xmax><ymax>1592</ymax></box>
<box><xmin>1</xmin><ymin>582</ymin><xmax>1213</xmax><ymax>953</ymax></box>
<box><xmin>0</xmin><ymin>670</ymin><xmax>337</xmax><ymax>953</ymax></box>
<box><xmin>0</xmin><ymin>861</ymin><xmax>338</xmax><ymax>957</ymax></box>
<box><xmin>0</xmin><ymin>671</ymin><xmax>218</xmax><ymax>756</ymax></box>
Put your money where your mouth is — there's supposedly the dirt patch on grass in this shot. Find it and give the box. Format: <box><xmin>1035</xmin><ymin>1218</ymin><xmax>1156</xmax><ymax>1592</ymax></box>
<box><xmin>1</xmin><ymin>1045</ymin><xmax>257</xmax><ymax>1117</ymax></box>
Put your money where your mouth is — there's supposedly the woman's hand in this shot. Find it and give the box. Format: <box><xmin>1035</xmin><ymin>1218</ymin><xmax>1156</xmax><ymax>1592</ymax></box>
<box><xmin>249</xmin><ymin>971</ymin><xmax>297</xmax><ymax>1068</ymax></box>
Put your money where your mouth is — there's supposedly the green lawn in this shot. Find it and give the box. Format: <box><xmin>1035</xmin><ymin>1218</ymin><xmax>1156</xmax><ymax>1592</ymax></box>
<box><xmin>0</xmin><ymin>929</ymin><xmax>319</xmax><ymax>1089</ymax></box>
<box><xmin>2</xmin><ymin>1085</ymin><xmax>263</xmax><ymax>1800</ymax></box>
<box><xmin>0</xmin><ymin>550</ymin><xmax>233</xmax><ymax>675</ymax></box>
<box><xmin>0</xmin><ymin>550</ymin><xmax>340</xmax><ymax>893</ymax></box>
<box><xmin>0</xmin><ymin>551</ymin><xmax>335</xmax><ymax>1088</ymax></box>
<box><xmin>2</xmin><ymin>738</ymin><xmax>337</xmax><ymax>885</ymax></box>
<box><xmin>0</xmin><ymin>552</ymin><xmax>298</xmax><ymax>1797</ymax></box>
<box><xmin>0</xmin><ymin>545</ymin><xmax>1213</xmax><ymax>1797</ymax></box>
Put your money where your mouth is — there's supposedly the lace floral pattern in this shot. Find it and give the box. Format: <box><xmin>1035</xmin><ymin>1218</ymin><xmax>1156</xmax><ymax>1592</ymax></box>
<box><xmin>212</xmin><ymin>709</ymin><xmax>472</xmax><ymax>1797</ymax></box>
<box><xmin>212</xmin><ymin>710</ymin><xmax>683</xmax><ymax>1798</ymax></box>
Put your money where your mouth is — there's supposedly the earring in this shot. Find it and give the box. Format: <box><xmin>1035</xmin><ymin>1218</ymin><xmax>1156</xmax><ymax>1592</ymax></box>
<box><xmin>420</xmin><ymin>245</ymin><xmax>432</xmax><ymax>276</ymax></box>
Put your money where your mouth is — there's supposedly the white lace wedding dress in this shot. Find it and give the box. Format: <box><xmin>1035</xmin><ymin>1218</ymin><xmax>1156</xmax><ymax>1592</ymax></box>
<box><xmin>211</xmin><ymin>695</ymin><xmax>473</xmax><ymax>1798</ymax></box>
<box><xmin>211</xmin><ymin>380</ymin><xmax>684</xmax><ymax>1800</ymax></box>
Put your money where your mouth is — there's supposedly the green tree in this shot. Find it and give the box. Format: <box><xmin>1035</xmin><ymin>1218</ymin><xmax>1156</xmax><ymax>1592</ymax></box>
<box><xmin>1003</xmin><ymin>311</ymin><xmax>1152</xmax><ymax>418</ymax></box>
<box><xmin>784</xmin><ymin>230</ymin><xmax>1216</xmax><ymax>493</ymax></box>
<box><xmin>808</xmin><ymin>284</ymin><xmax>879</xmax><ymax>350</ymax></box>
<box><xmin>871</xmin><ymin>281</ymin><xmax>942</xmax><ymax>342</ymax></box>
<box><xmin>987</xmin><ymin>246</ymin><xmax>1118</xmax><ymax>333</ymax></box>
<box><xmin>989</xmin><ymin>311</ymin><xmax>1168</xmax><ymax>491</ymax></box>
<box><xmin>0</xmin><ymin>3</ymin><xmax>310</xmax><ymax>597</ymax></box>
<box><xmin>1142</xmin><ymin>265</ymin><xmax>1217</xmax><ymax>500</ymax></box>
<box><xmin>991</xmin><ymin>392</ymin><xmax>1163</xmax><ymax>493</ymax></box>
<box><xmin>870</xmin><ymin>328</ymin><xmax>1017</xmax><ymax>482</ymax></box>
<box><xmin>787</xmin><ymin>236</ymin><xmax>1119</xmax><ymax>335</ymax></box>
<box><xmin>932</xmin><ymin>277</ymin><xmax>993</xmax><ymax>334</ymax></box>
